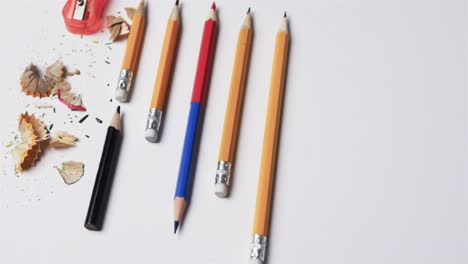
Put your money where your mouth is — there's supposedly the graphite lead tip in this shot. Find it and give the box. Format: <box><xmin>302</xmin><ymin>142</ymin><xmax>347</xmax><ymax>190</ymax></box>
<box><xmin>247</xmin><ymin>7</ymin><xmax>251</xmax><ymax>14</ymax></box>
<box><xmin>116</xmin><ymin>105</ymin><xmax>121</xmax><ymax>113</ymax></box>
<box><xmin>211</xmin><ymin>2</ymin><xmax>216</xmax><ymax>10</ymax></box>
<box><xmin>175</xmin><ymin>0</ymin><xmax>179</xmax><ymax>6</ymax></box>
<box><xmin>174</xmin><ymin>221</ymin><xmax>180</xmax><ymax>234</ymax></box>
<box><xmin>284</xmin><ymin>11</ymin><xmax>287</xmax><ymax>17</ymax></box>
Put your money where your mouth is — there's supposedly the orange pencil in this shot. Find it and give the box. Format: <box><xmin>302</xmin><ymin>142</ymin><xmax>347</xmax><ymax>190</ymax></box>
<box><xmin>214</xmin><ymin>8</ymin><xmax>253</xmax><ymax>197</ymax></box>
<box><xmin>145</xmin><ymin>0</ymin><xmax>181</xmax><ymax>142</ymax></box>
<box><xmin>115</xmin><ymin>0</ymin><xmax>147</xmax><ymax>103</ymax></box>
<box><xmin>249</xmin><ymin>13</ymin><xmax>289</xmax><ymax>264</ymax></box>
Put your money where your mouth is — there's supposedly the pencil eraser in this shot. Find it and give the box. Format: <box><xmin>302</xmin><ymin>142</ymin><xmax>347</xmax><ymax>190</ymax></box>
<box><xmin>214</xmin><ymin>183</ymin><xmax>228</xmax><ymax>198</ymax></box>
<box><xmin>145</xmin><ymin>128</ymin><xmax>160</xmax><ymax>143</ymax></box>
<box><xmin>249</xmin><ymin>259</ymin><xmax>263</xmax><ymax>264</ymax></box>
<box><xmin>115</xmin><ymin>88</ymin><xmax>128</xmax><ymax>102</ymax></box>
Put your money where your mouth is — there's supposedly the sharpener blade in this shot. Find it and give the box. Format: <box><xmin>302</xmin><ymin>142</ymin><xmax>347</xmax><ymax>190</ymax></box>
<box><xmin>72</xmin><ymin>0</ymin><xmax>87</xmax><ymax>20</ymax></box>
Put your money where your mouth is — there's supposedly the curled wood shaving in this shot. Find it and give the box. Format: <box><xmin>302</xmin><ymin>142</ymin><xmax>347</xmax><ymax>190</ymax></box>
<box><xmin>120</xmin><ymin>22</ymin><xmax>130</xmax><ymax>37</ymax></box>
<box><xmin>46</xmin><ymin>60</ymin><xmax>65</xmax><ymax>83</ymax></box>
<box><xmin>51</xmin><ymin>78</ymin><xmax>71</xmax><ymax>96</ymax></box>
<box><xmin>11</xmin><ymin>117</ymin><xmax>37</xmax><ymax>173</ymax></box>
<box><xmin>109</xmin><ymin>24</ymin><xmax>122</xmax><ymax>42</ymax></box>
<box><xmin>50</xmin><ymin>131</ymin><xmax>78</xmax><ymax>148</ymax></box>
<box><xmin>57</xmin><ymin>87</ymin><xmax>86</xmax><ymax>111</ymax></box>
<box><xmin>20</xmin><ymin>60</ymin><xmax>65</xmax><ymax>98</ymax></box>
<box><xmin>108</xmin><ymin>16</ymin><xmax>126</xmax><ymax>27</ymax></box>
<box><xmin>10</xmin><ymin>112</ymin><xmax>49</xmax><ymax>173</ymax></box>
<box><xmin>55</xmin><ymin>161</ymin><xmax>84</xmax><ymax>185</ymax></box>
<box><xmin>23</xmin><ymin>112</ymin><xmax>49</xmax><ymax>144</ymax></box>
<box><xmin>106</xmin><ymin>15</ymin><xmax>131</xmax><ymax>42</ymax></box>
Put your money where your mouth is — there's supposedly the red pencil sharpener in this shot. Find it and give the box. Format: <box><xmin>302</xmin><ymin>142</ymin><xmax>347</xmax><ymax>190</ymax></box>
<box><xmin>62</xmin><ymin>0</ymin><xmax>108</xmax><ymax>35</ymax></box>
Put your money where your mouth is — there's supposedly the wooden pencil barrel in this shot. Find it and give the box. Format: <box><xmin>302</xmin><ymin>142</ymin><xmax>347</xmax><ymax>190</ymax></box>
<box><xmin>150</xmin><ymin>18</ymin><xmax>181</xmax><ymax>110</ymax></box>
<box><xmin>218</xmin><ymin>26</ymin><xmax>252</xmax><ymax>162</ymax></box>
<box><xmin>121</xmin><ymin>14</ymin><xmax>146</xmax><ymax>72</ymax></box>
<box><xmin>253</xmin><ymin>31</ymin><xmax>289</xmax><ymax>236</ymax></box>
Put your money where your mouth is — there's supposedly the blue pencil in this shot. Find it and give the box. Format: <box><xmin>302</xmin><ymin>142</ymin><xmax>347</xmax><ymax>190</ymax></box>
<box><xmin>173</xmin><ymin>4</ymin><xmax>218</xmax><ymax>234</ymax></box>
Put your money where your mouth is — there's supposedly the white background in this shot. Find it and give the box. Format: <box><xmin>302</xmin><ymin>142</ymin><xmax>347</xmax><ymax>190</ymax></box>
<box><xmin>0</xmin><ymin>0</ymin><xmax>466</xmax><ymax>263</ymax></box>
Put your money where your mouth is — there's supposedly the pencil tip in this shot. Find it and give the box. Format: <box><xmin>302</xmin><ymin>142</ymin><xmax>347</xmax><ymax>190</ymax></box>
<box><xmin>284</xmin><ymin>11</ymin><xmax>287</xmax><ymax>18</ymax></box>
<box><xmin>175</xmin><ymin>0</ymin><xmax>179</xmax><ymax>6</ymax></box>
<box><xmin>247</xmin><ymin>7</ymin><xmax>251</xmax><ymax>14</ymax></box>
<box><xmin>211</xmin><ymin>2</ymin><xmax>216</xmax><ymax>10</ymax></box>
<box><xmin>174</xmin><ymin>221</ymin><xmax>179</xmax><ymax>234</ymax></box>
<box><xmin>116</xmin><ymin>106</ymin><xmax>120</xmax><ymax>113</ymax></box>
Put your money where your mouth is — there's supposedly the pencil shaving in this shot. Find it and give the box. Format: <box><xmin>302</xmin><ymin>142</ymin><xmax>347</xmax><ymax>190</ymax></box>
<box><xmin>10</xmin><ymin>113</ymin><xmax>49</xmax><ymax>173</ymax></box>
<box><xmin>55</xmin><ymin>80</ymin><xmax>87</xmax><ymax>111</ymax></box>
<box><xmin>107</xmin><ymin>16</ymin><xmax>119</xmax><ymax>27</ymax></box>
<box><xmin>11</xmin><ymin>118</ymin><xmax>37</xmax><ymax>173</ymax></box>
<box><xmin>49</xmin><ymin>131</ymin><xmax>78</xmax><ymax>148</ymax></box>
<box><xmin>125</xmin><ymin>7</ymin><xmax>136</xmax><ymax>20</ymax></box>
<box><xmin>23</xmin><ymin>112</ymin><xmax>49</xmax><ymax>145</ymax></box>
<box><xmin>55</xmin><ymin>161</ymin><xmax>84</xmax><ymax>185</ymax></box>
<box><xmin>66</xmin><ymin>68</ymin><xmax>81</xmax><ymax>76</ymax></box>
<box><xmin>106</xmin><ymin>15</ymin><xmax>131</xmax><ymax>42</ymax></box>
<box><xmin>46</xmin><ymin>60</ymin><xmax>66</xmax><ymax>82</ymax></box>
<box><xmin>35</xmin><ymin>105</ymin><xmax>54</xmax><ymax>109</ymax></box>
<box><xmin>109</xmin><ymin>24</ymin><xmax>121</xmax><ymax>42</ymax></box>
<box><xmin>20</xmin><ymin>60</ymin><xmax>65</xmax><ymax>98</ymax></box>
<box><xmin>50</xmin><ymin>78</ymin><xmax>71</xmax><ymax>96</ymax></box>
<box><xmin>120</xmin><ymin>22</ymin><xmax>130</xmax><ymax>36</ymax></box>
<box><xmin>58</xmin><ymin>89</ymin><xmax>86</xmax><ymax>111</ymax></box>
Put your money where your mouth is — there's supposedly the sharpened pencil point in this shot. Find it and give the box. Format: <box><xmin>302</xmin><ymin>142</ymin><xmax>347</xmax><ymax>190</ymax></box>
<box><xmin>116</xmin><ymin>106</ymin><xmax>120</xmax><ymax>114</ymax></box>
<box><xmin>211</xmin><ymin>2</ymin><xmax>216</xmax><ymax>10</ymax></box>
<box><xmin>174</xmin><ymin>221</ymin><xmax>179</xmax><ymax>234</ymax></box>
<box><xmin>284</xmin><ymin>11</ymin><xmax>287</xmax><ymax>18</ymax></box>
<box><xmin>175</xmin><ymin>0</ymin><xmax>179</xmax><ymax>6</ymax></box>
<box><xmin>247</xmin><ymin>7</ymin><xmax>251</xmax><ymax>14</ymax></box>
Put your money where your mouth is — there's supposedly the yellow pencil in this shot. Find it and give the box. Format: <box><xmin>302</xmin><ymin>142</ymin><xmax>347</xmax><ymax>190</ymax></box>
<box><xmin>214</xmin><ymin>8</ymin><xmax>253</xmax><ymax>197</ymax></box>
<box><xmin>145</xmin><ymin>0</ymin><xmax>181</xmax><ymax>143</ymax></box>
<box><xmin>249</xmin><ymin>13</ymin><xmax>289</xmax><ymax>264</ymax></box>
<box><xmin>115</xmin><ymin>0</ymin><xmax>147</xmax><ymax>103</ymax></box>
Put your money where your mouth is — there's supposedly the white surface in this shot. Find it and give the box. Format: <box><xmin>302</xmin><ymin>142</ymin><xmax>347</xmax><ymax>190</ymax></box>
<box><xmin>0</xmin><ymin>0</ymin><xmax>466</xmax><ymax>264</ymax></box>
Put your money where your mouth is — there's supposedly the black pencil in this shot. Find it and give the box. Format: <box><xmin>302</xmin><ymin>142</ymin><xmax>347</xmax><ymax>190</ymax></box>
<box><xmin>85</xmin><ymin>106</ymin><xmax>122</xmax><ymax>231</ymax></box>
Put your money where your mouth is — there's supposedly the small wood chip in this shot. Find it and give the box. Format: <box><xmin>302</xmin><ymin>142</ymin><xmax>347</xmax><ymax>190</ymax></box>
<box><xmin>106</xmin><ymin>15</ymin><xmax>131</xmax><ymax>42</ymax></box>
<box><xmin>125</xmin><ymin>7</ymin><xmax>136</xmax><ymax>20</ymax></box>
<box><xmin>50</xmin><ymin>131</ymin><xmax>78</xmax><ymax>148</ymax></box>
<box><xmin>35</xmin><ymin>105</ymin><xmax>54</xmax><ymax>109</ymax></box>
<box><xmin>66</xmin><ymin>68</ymin><xmax>81</xmax><ymax>76</ymax></box>
<box><xmin>55</xmin><ymin>161</ymin><xmax>84</xmax><ymax>185</ymax></box>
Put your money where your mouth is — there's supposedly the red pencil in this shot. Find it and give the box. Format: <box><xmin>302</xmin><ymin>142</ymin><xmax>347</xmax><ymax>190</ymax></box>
<box><xmin>173</xmin><ymin>2</ymin><xmax>218</xmax><ymax>234</ymax></box>
<box><xmin>191</xmin><ymin>2</ymin><xmax>218</xmax><ymax>105</ymax></box>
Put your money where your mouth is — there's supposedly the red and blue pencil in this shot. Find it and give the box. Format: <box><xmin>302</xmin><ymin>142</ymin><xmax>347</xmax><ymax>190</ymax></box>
<box><xmin>173</xmin><ymin>2</ymin><xmax>218</xmax><ymax>234</ymax></box>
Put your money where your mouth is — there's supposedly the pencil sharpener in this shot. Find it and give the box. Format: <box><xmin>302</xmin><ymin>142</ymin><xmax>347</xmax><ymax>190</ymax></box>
<box><xmin>62</xmin><ymin>0</ymin><xmax>108</xmax><ymax>35</ymax></box>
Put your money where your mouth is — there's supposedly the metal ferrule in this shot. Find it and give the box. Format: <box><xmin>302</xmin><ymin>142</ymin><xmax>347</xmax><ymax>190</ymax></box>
<box><xmin>250</xmin><ymin>234</ymin><xmax>268</xmax><ymax>263</ymax></box>
<box><xmin>117</xmin><ymin>69</ymin><xmax>133</xmax><ymax>94</ymax></box>
<box><xmin>146</xmin><ymin>108</ymin><xmax>163</xmax><ymax>139</ymax></box>
<box><xmin>215</xmin><ymin>161</ymin><xmax>232</xmax><ymax>186</ymax></box>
